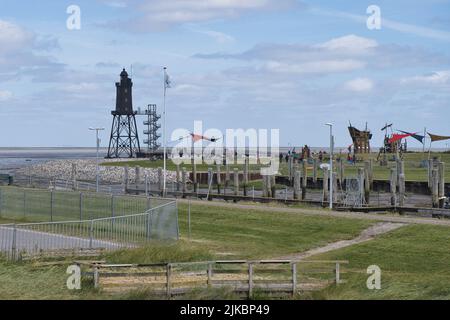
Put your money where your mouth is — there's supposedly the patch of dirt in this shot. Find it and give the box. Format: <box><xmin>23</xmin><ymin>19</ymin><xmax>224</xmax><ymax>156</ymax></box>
<box><xmin>276</xmin><ymin>222</ymin><xmax>407</xmax><ymax>261</ymax></box>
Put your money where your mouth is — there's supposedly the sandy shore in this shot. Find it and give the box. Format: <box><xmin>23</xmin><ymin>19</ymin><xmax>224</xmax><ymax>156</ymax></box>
<box><xmin>15</xmin><ymin>159</ymin><xmax>177</xmax><ymax>184</ymax></box>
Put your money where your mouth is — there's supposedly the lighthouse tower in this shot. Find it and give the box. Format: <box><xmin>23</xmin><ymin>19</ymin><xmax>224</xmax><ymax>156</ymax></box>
<box><xmin>106</xmin><ymin>69</ymin><xmax>141</xmax><ymax>158</ymax></box>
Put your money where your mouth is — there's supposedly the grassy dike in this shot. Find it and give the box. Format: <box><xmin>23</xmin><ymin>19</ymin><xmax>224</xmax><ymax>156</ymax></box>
<box><xmin>310</xmin><ymin>224</ymin><xmax>450</xmax><ymax>300</ymax></box>
<box><xmin>1</xmin><ymin>202</ymin><xmax>450</xmax><ymax>299</ymax></box>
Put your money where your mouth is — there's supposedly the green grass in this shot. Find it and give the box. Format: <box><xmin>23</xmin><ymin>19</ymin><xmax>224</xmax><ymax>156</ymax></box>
<box><xmin>101</xmin><ymin>152</ymin><xmax>450</xmax><ymax>182</ymax></box>
<box><xmin>176</xmin><ymin>203</ymin><xmax>374</xmax><ymax>259</ymax></box>
<box><xmin>310</xmin><ymin>224</ymin><xmax>450</xmax><ymax>300</ymax></box>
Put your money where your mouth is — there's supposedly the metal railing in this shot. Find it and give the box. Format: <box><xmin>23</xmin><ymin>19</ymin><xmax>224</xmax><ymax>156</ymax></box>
<box><xmin>0</xmin><ymin>187</ymin><xmax>179</xmax><ymax>260</ymax></box>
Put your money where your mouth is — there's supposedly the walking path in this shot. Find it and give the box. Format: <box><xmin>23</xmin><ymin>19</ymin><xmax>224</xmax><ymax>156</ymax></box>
<box><xmin>276</xmin><ymin>222</ymin><xmax>406</xmax><ymax>261</ymax></box>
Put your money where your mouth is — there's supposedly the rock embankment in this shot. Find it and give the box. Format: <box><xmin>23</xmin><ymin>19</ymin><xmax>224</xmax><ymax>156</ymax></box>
<box><xmin>16</xmin><ymin>159</ymin><xmax>177</xmax><ymax>184</ymax></box>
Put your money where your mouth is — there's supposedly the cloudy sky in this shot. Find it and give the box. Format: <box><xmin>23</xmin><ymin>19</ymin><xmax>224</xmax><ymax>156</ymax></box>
<box><xmin>1</xmin><ymin>0</ymin><xmax>450</xmax><ymax>148</ymax></box>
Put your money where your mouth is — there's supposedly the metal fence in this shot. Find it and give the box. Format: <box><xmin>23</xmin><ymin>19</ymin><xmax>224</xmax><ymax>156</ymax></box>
<box><xmin>0</xmin><ymin>187</ymin><xmax>179</xmax><ymax>260</ymax></box>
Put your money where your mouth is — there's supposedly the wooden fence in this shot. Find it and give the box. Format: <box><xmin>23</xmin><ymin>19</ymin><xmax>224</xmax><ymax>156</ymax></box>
<box><xmin>81</xmin><ymin>260</ymin><xmax>348</xmax><ymax>298</ymax></box>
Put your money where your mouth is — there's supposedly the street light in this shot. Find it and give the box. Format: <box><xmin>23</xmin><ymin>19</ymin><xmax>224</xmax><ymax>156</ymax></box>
<box><xmin>89</xmin><ymin>127</ymin><xmax>105</xmax><ymax>192</ymax></box>
<box><xmin>325</xmin><ymin>123</ymin><xmax>334</xmax><ymax>210</ymax></box>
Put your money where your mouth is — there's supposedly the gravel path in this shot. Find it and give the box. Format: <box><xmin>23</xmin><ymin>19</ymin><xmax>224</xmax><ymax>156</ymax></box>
<box><xmin>276</xmin><ymin>222</ymin><xmax>406</xmax><ymax>261</ymax></box>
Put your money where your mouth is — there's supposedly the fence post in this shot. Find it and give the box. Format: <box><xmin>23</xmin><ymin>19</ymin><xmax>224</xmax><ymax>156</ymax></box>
<box><xmin>79</xmin><ymin>192</ymin><xmax>83</xmax><ymax>221</ymax></box>
<box><xmin>234</xmin><ymin>168</ymin><xmax>239</xmax><ymax>197</ymax></box>
<box><xmin>398</xmin><ymin>174</ymin><xmax>405</xmax><ymax>207</ymax></box>
<box><xmin>207</xmin><ymin>263</ymin><xmax>212</xmax><ymax>286</ymax></box>
<box><xmin>292</xmin><ymin>263</ymin><xmax>297</xmax><ymax>297</ymax></box>
<box><xmin>93</xmin><ymin>266</ymin><xmax>99</xmax><ymax>289</ymax></box>
<box><xmin>11</xmin><ymin>224</ymin><xmax>17</xmax><ymax>261</ymax></box>
<box><xmin>89</xmin><ymin>220</ymin><xmax>94</xmax><ymax>249</ymax></box>
<box><xmin>50</xmin><ymin>190</ymin><xmax>54</xmax><ymax>222</ymax></box>
<box><xmin>302</xmin><ymin>160</ymin><xmax>307</xmax><ymax>200</ymax></box>
<box><xmin>181</xmin><ymin>168</ymin><xmax>187</xmax><ymax>198</ymax></box>
<box><xmin>166</xmin><ymin>263</ymin><xmax>172</xmax><ymax>298</ymax></box>
<box><xmin>335</xmin><ymin>262</ymin><xmax>341</xmax><ymax>285</ymax></box>
<box><xmin>216</xmin><ymin>164</ymin><xmax>222</xmax><ymax>195</ymax></box>
<box><xmin>438</xmin><ymin>162</ymin><xmax>445</xmax><ymax>208</ymax></box>
<box><xmin>432</xmin><ymin>169</ymin><xmax>439</xmax><ymax>208</ymax></box>
<box><xmin>248</xmin><ymin>263</ymin><xmax>253</xmax><ymax>299</ymax></box>
<box><xmin>188</xmin><ymin>200</ymin><xmax>191</xmax><ymax>240</ymax></box>
<box><xmin>176</xmin><ymin>164</ymin><xmax>180</xmax><ymax>192</ymax></box>
<box><xmin>23</xmin><ymin>189</ymin><xmax>26</xmax><ymax>217</ymax></box>
<box><xmin>390</xmin><ymin>168</ymin><xmax>397</xmax><ymax>206</ymax></box>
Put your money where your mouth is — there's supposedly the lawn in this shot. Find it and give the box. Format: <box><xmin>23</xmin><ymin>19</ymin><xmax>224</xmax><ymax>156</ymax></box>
<box><xmin>310</xmin><ymin>224</ymin><xmax>450</xmax><ymax>300</ymax></box>
<box><xmin>0</xmin><ymin>202</ymin><xmax>374</xmax><ymax>299</ymax></box>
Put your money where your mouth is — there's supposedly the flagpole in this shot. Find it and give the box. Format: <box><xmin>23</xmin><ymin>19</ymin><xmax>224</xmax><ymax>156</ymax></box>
<box><xmin>163</xmin><ymin>67</ymin><xmax>167</xmax><ymax>196</ymax></box>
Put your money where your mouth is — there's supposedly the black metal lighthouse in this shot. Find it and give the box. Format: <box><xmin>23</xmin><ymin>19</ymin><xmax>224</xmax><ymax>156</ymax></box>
<box><xmin>106</xmin><ymin>69</ymin><xmax>141</xmax><ymax>158</ymax></box>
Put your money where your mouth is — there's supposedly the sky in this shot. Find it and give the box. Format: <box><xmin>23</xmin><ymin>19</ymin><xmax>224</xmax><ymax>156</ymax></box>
<box><xmin>0</xmin><ymin>0</ymin><xmax>450</xmax><ymax>149</ymax></box>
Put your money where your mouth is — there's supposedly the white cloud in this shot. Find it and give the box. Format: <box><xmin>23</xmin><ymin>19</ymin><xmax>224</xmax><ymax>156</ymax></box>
<box><xmin>100</xmin><ymin>0</ymin><xmax>298</xmax><ymax>31</ymax></box>
<box><xmin>344</xmin><ymin>78</ymin><xmax>374</xmax><ymax>92</ymax></box>
<box><xmin>317</xmin><ymin>34</ymin><xmax>378</xmax><ymax>54</ymax></box>
<box><xmin>401</xmin><ymin>70</ymin><xmax>450</xmax><ymax>85</ymax></box>
<box><xmin>0</xmin><ymin>90</ymin><xmax>13</xmax><ymax>101</ymax></box>
<box><xmin>0</xmin><ymin>20</ymin><xmax>33</xmax><ymax>54</ymax></box>
<box><xmin>265</xmin><ymin>59</ymin><xmax>365</xmax><ymax>74</ymax></box>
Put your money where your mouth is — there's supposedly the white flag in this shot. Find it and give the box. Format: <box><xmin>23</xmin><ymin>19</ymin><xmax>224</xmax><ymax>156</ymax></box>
<box><xmin>164</xmin><ymin>68</ymin><xmax>171</xmax><ymax>89</ymax></box>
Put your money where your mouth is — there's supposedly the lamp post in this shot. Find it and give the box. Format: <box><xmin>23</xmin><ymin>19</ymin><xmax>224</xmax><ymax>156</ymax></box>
<box><xmin>325</xmin><ymin>123</ymin><xmax>334</xmax><ymax>209</ymax></box>
<box><xmin>89</xmin><ymin>127</ymin><xmax>105</xmax><ymax>192</ymax></box>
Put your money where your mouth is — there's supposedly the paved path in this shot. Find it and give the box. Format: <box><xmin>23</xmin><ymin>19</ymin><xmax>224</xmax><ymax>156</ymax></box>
<box><xmin>179</xmin><ymin>199</ymin><xmax>450</xmax><ymax>227</ymax></box>
<box><xmin>0</xmin><ymin>225</ymin><xmax>121</xmax><ymax>255</ymax></box>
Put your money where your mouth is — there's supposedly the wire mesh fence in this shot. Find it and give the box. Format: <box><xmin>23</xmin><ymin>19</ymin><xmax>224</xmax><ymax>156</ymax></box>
<box><xmin>0</xmin><ymin>187</ymin><xmax>179</xmax><ymax>260</ymax></box>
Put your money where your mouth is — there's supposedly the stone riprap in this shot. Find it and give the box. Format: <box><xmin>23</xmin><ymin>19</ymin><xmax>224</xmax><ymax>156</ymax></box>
<box><xmin>15</xmin><ymin>159</ymin><xmax>178</xmax><ymax>184</ymax></box>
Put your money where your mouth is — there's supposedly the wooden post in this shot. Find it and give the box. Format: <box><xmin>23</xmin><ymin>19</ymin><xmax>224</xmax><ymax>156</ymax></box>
<box><xmin>397</xmin><ymin>160</ymin><xmax>404</xmax><ymax>186</ymax></box>
<box><xmin>225</xmin><ymin>163</ymin><xmax>230</xmax><ymax>195</ymax></box>
<box><xmin>288</xmin><ymin>156</ymin><xmax>293</xmax><ymax>183</ymax></box>
<box><xmin>312</xmin><ymin>158</ymin><xmax>318</xmax><ymax>184</ymax></box>
<box><xmin>301</xmin><ymin>160</ymin><xmax>307</xmax><ymax>200</ymax></box>
<box><xmin>438</xmin><ymin>162</ymin><xmax>445</xmax><ymax>208</ymax></box>
<box><xmin>338</xmin><ymin>159</ymin><xmax>344</xmax><ymax>188</ymax></box>
<box><xmin>262</xmin><ymin>175</ymin><xmax>268</xmax><ymax>197</ymax></box>
<box><xmin>207</xmin><ymin>168</ymin><xmax>213</xmax><ymax>201</ymax></box>
<box><xmin>176</xmin><ymin>164</ymin><xmax>180</xmax><ymax>192</ymax></box>
<box><xmin>398</xmin><ymin>173</ymin><xmax>405</xmax><ymax>207</ymax></box>
<box><xmin>243</xmin><ymin>157</ymin><xmax>249</xmax><ymax>196</ymax></box>
<box><xmin>432</xmin><ymin>169</ymin><xmax>439</xmax><ymax>208</ymax></box>
<box><xmin>123</xmin><ymin>165</ymin><xmax>129</xmax><ymax>193</ymax></box>
<box><xmin>390</xmin><ymin>168</ymin><xmax>397</xmax><ymax>206</ymax></box>
<box><xmin>234</xmin><ymin>168</ymin><xmax>239</xmax><ymax>197</ymax></box>
<box><xmin>181</xmin><ymin>167</ymin><xmax>187</xmax><ymax>198</ymax></box>
<box><xmin>207</xmin><ymin>263</ymin><xmax>212</xmax><ymax>286</ymax></box>
<box><xmin>368</xmin><ymin>159</ymin><xmax>374</xmax><ymax>189</ymax></box>
<box><xmin>323</xmin><ymin>168</ymin><xmax>329</xmax><ymax>203</ymax></box>
<box><xmin>270</xmin><ymin>175</ymin><xmax>276</xmax><ymax>199</ymax></box>
<box><xmin>332</xmin><ymin>172</ymin><xmax>338</xmax><ymax>203</ymax></box>
<box><xmin>335</xmin><ymin>263</ymin><xmax>340</xmax><ymax>285</ymax></box>
<box><xmin>216</xmin><ymin>164</ymin><xmax>222</xmax><ymax>195</ymax></box>
<box><xmin>192</xmin><ymin>160</ymin><xmax>198</xmax><ymax>193</ymax></box>
<box><xmin>166</xmin><ymin>263</ymin><xmax>172</xmax><ymax>298</ymax></box>
<box><xmin>428</xmin><ymin>159</ymin><xmax>433</xmax><ymax>188</ymax></box>
<box><xmin>364</xmin><ymin>162</ymin><xmax>370</xmax><ymax>204</ymax></box>
<box><xmin>358</xmin><ymin>168</ymin><xmax>365</xmax><ymax>206</ymax></box>
<box><xmin>292</xmin><ymin>263</ymin><xmax>297</xmax><ymax>296</ymax></box>
<box><xmin>248</xmin><ymin>263</ymin><xmax>253</xmax><ymax>299</ymax></box>
<box><xmin>294</xmin><ymin>171</ymin><xmax>301</xmax><ymax>200</ymax></box>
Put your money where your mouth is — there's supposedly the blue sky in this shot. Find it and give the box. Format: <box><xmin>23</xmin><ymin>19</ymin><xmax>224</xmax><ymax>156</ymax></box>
<box><xmin>0</xmin><ymin>0</ymin><xmax>450</xmax><ymax>148</ymax></box>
